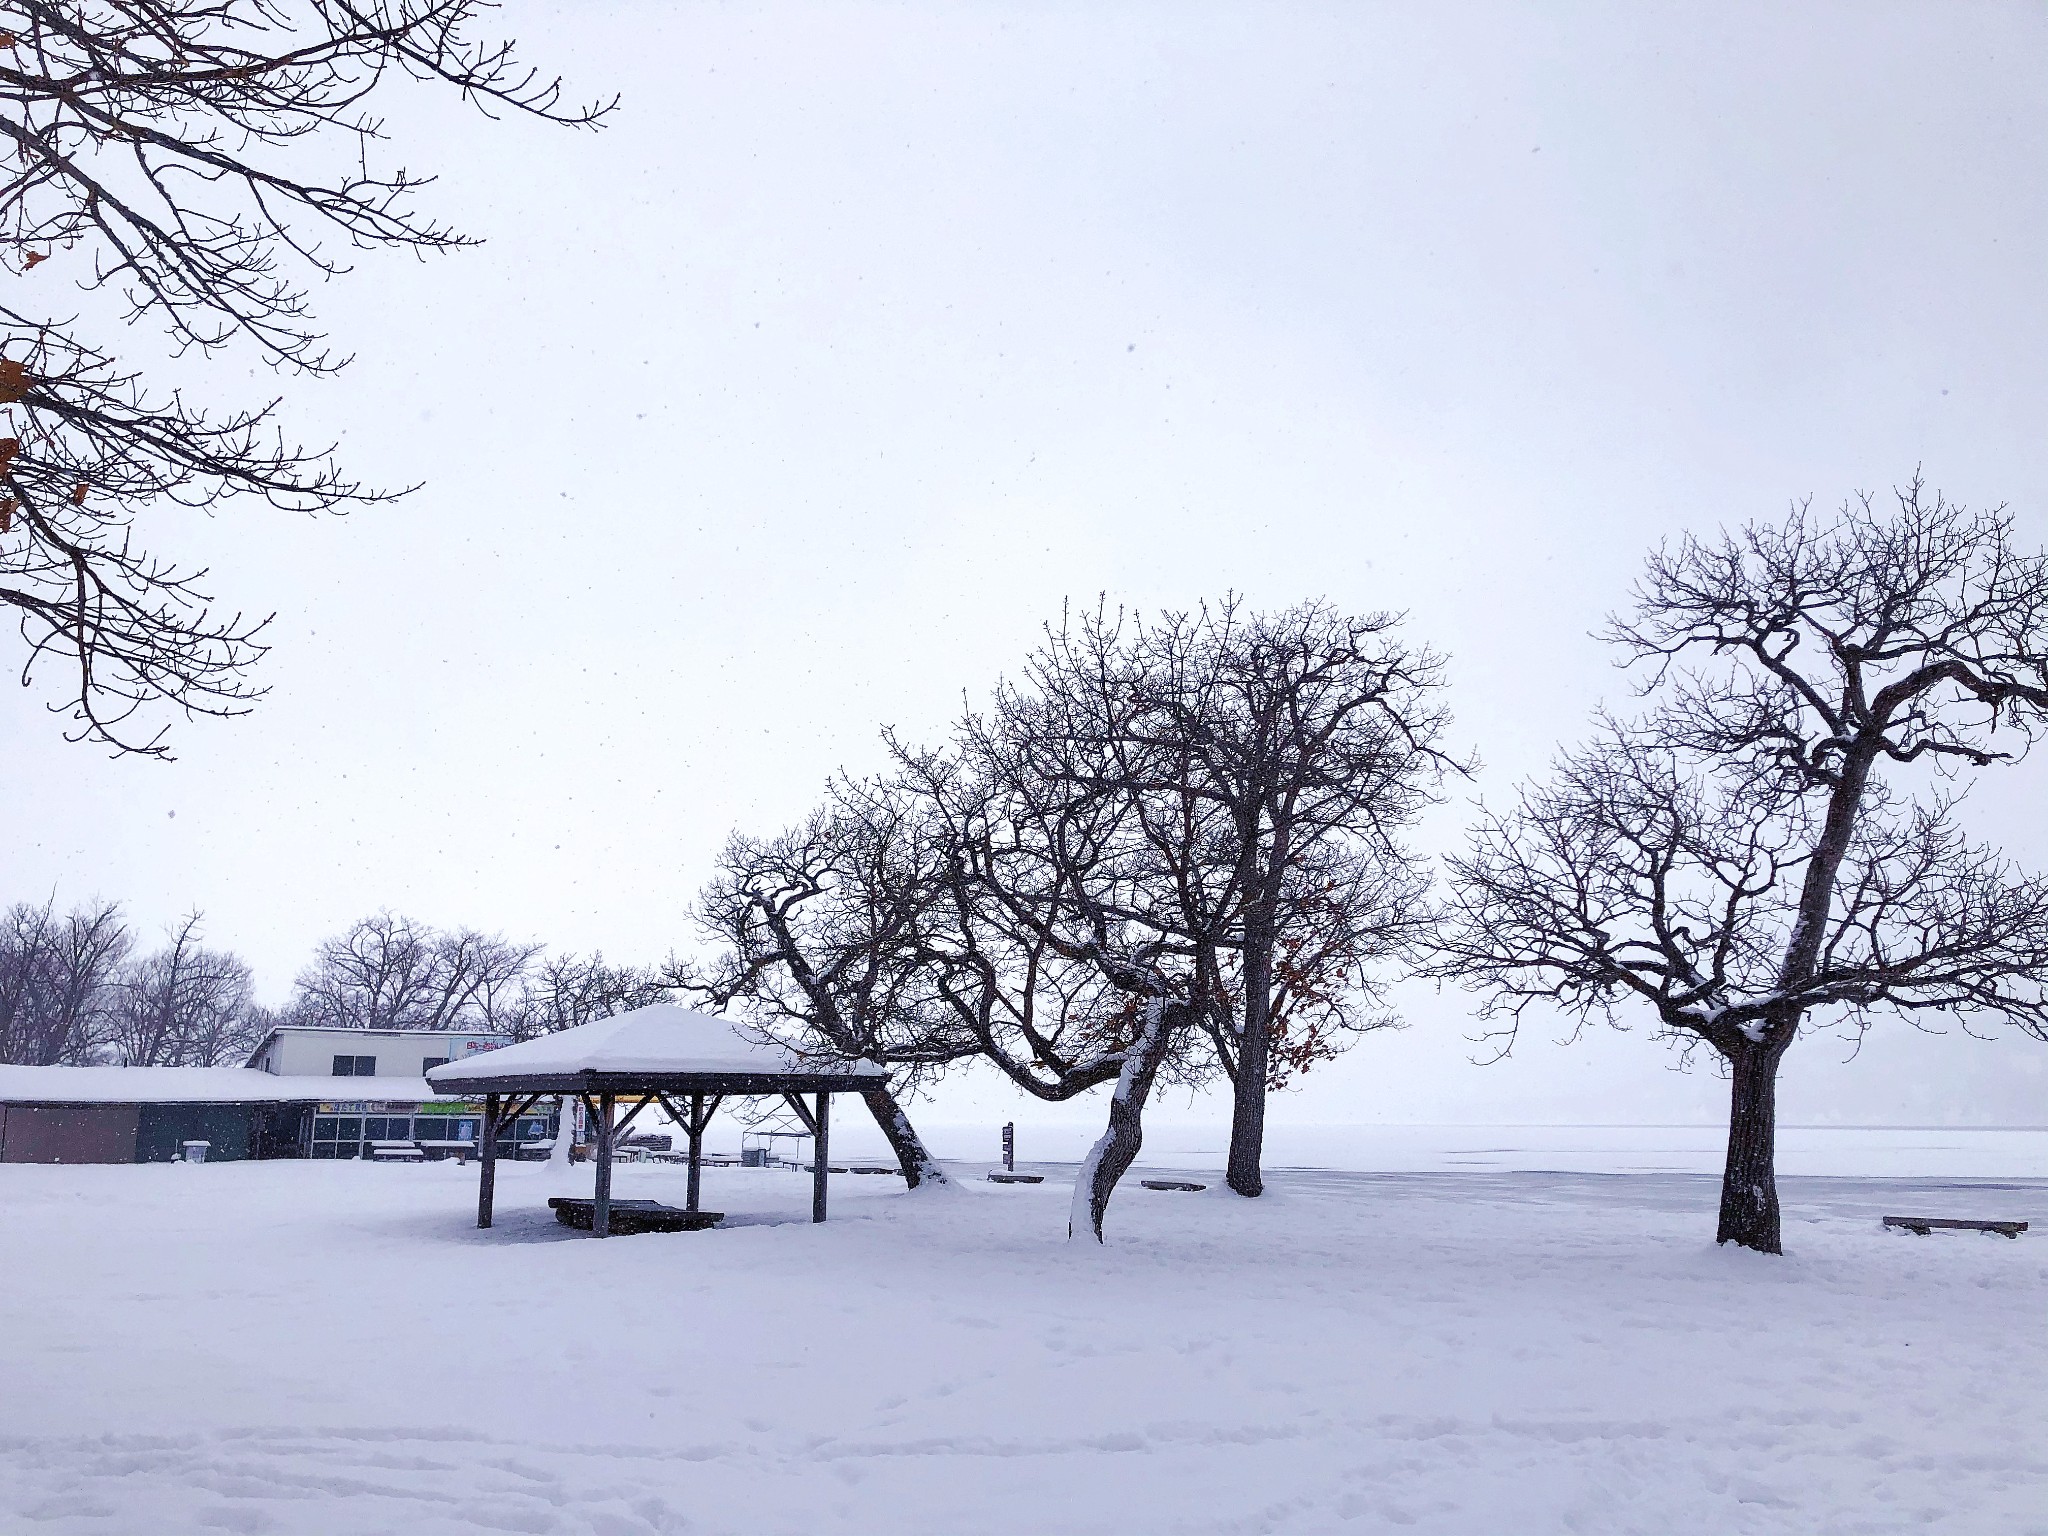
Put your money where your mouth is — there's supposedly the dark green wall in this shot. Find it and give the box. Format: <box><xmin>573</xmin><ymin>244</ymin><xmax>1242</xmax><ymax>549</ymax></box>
<box><xmin>135</xmin><ymin>1103</ymin><xmax>265</xmax><ymax>1162</ymax></box>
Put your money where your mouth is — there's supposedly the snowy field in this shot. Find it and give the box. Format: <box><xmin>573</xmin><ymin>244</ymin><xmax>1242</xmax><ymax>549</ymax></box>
<box><xmin>3</xmin><ymin>1145</ymin><xmax>2045</xmax><ymax>1536</ymax></box>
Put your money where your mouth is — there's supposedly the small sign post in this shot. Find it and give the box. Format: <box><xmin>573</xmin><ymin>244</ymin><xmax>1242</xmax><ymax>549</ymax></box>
<box><xmin>1001</xmin><ymin>1121</ymin><xmax>1014</xmax><ymax>1172</ymax></box>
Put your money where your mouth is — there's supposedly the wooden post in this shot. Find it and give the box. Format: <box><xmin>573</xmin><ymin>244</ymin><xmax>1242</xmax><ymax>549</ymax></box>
<box><xmin>686</xmin><ymin>1092</ymin><xmax>704</xmax><ymax>1214</ymax></box>
<box><xmin>812</xmin><ymin>1091</ymin><xmax>830</xmax><ymax>1224</ymax></box>
<box><xmin>477</xmin><ymin>1094</ymin><xmax>499</xmax><ymax>1229</ymax></box>
<box><xmin>593</xmin><ymin>1092</ymin><xmax>615</xmax><ymax>1238</ymax></box>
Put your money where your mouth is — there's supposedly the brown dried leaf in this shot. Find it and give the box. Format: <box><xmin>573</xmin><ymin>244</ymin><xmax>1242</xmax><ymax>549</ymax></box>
<box><xmin>0</xmin><ymin>359</ymin><xmax>26</xmax><ymax>404</ymax></box>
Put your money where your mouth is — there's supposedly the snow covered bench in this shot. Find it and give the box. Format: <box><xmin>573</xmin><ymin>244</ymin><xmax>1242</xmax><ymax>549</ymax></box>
<box><xmin>1883</xmin><ymin>1216</ymin><xmax>2027</xmax><ymax>1238</ymax></box>
<box><xmin>365</xmin><ymin>1141</ymin><xmax>427</xmax><ymax>1162</ymax></box>
<box><xmin>547</xmin><ymin>1197</ymin><xmax>722</xmax><ymax>1234</ymax></box>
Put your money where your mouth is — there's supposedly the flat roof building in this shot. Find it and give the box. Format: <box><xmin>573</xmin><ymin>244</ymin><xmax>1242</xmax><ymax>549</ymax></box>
<box><xmin>246</xmin><ymin>1024</ymin><xmax>515</xmax><ymax>1081</ymax></box>
<box><xmin>0</xmin><ymin>1027</ymin><xmax>556</xmax><ymax>1164</ymax></box>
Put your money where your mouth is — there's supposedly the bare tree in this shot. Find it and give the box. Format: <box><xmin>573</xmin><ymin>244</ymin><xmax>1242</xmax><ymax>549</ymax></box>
<box><xmin>1430</xmin><ymin>482</ymin><xmax>2048</xmax><ymax>1253</ymax></box>
<box><xmin>108</xmin><ymin>909</ymin><xmax>255</xmax><ymax>1064</ymax></box>
<box><xmin>687</xmin><ymin>800</ymin><xmax>976</xmax><ymax>1188</ymax></box>
<box><xmin>288</xmin><ymin>912</ymin><xmax>538</xmax><ymax>1033</ymax></box>
<box><xmin>1033</xmin><ymin>600</ymin><xmax>1457</xmax><ymax>1198</ymax></box>
<box><xmin>891</xmin><ymin>661</ymin><xmax>1223</xmax><ymax>1242</ymax></box>
<box><xmin>512</xmin><ymin>950</ymin><xmax>672</xmax><ymax>1040</ymax></box>
<box><xmin>0</xmin><ymin>3</ymin><xmax>609</xmax><ymax>753</ymax></box>
<box><xmin>0</xmin><ymin>894</ymin><xmax>129</xmax><ymax>1062</ymax></box>
<box><xmin>688</xmin><ymin>598</ymin><xmax>1455</xmax><ymax>1231</ymax></box>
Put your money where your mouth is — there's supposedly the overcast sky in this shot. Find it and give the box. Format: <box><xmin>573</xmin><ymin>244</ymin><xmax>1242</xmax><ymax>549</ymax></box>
<box><xmin>6</xmin><ymin>1</ymin><xmax>2047</xmax><ymax>1126</ymax></box>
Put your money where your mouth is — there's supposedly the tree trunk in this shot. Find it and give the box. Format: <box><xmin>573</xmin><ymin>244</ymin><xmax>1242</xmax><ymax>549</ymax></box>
<box><xmin>1717</xmin><ymin>1030</ymin><xmax>1794</xmax><ymax>1254</ymax></box>
<box><xmin>1070</xmin><ymin>1000</ymin><xmax>1176</xmax><ymax>1243</ymax></box>
<box><xmin>1224</xmin><ymin>1013</ymin><xmax>1269</xmax><ymax>1198</ymax></box>
<box><xmin>860</xmin><ymin>1085</ymin><xmax>948</xmax><ymax>1188</ymax></box>
<box><xmin>1225</xmin><ymin>881</ymin><xmax>1281</xmax><ymax>1199</ymax></box>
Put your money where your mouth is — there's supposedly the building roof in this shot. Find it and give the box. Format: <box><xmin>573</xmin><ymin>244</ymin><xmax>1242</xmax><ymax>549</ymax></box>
<box><xmin>255</xmin><ymin>1025</ymin><xmax>513</xmax><ymax>1040</ymax></box>
<box><xmin>424</xmin><ymin>1004</ymin><xmax>888</xmax><ymax>1096</ymax></box>
<box><xmin>0</xmin><ymin>1065</ymin><xmax>461</xmax><ymax>1106</ymax></box>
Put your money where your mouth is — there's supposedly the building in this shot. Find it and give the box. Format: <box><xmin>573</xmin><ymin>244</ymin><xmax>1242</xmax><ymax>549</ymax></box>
<box><xmin>242</xmin><ymin>1024</ymin><xmax>554</xmax><ymax>1159</ymax></box>
<box><xmin>0</xmin><ymin>1026</ymin><xmax>557</xmax><ymax>1164</ymax></box>
<box><xmin>246</xmin><ymin>1024</ymin><xmax>513</xmax><ymax>1081</ymax></box>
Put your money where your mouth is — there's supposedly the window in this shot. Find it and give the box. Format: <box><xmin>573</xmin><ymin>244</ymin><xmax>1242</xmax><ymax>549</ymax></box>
<box><xmin>311</xmin><ymin>1114</ymin><xmax>366</xmax><ymax>1160</ymax></box>
<box><xmin>421</xmin><ymin>1057</ymin><xmax>448</xmax><ymax>1072</ymax></box>
<box><xmin>330</xmin><ymin>1054</ymin><xmax>376</xmax><ymax>1077</ymax></box>
<box><xmin>415</xmin><ymin>1118</ymin><xmax>450</xmax><ymax>1141</ymax></box>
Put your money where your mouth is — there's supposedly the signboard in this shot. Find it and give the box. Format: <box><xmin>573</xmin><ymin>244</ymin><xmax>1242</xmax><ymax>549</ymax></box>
<box><xmin>318</xmin><ymin>1101</ymin><xmax>424</xmax><ymax>1113</ymax></box>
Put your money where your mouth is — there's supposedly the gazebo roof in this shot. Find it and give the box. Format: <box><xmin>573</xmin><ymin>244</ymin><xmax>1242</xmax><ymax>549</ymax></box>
<box><xmin>423</xmin><ymin>1004</ymin><xmax>887</xmax><ymax>1096</ymax></box>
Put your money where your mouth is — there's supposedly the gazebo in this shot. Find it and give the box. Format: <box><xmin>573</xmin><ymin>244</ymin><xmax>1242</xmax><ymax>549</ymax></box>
<box><xmin>424</xmin><ymin>1005</ymin><xmax>888</xmax><ymax>1237</ymax></box>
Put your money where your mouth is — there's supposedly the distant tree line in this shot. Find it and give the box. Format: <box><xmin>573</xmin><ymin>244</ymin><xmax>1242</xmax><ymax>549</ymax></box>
<box><xmin>0</xmin><ymin>905</ymin><xmax>669</xmax><ymax>1069</ymax></box>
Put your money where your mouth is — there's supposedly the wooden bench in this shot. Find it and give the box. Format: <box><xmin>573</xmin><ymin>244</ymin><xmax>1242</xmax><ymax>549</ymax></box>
<box><xmin>1884</xmin><ymin>1215</ymin><xmax>2027</xmax><ymax>1238</ymax></box>
<box><xmin>1142</xmin><ymin>1179</ymin><xmax>1207</xmax><ymax>1193</ymax></box>
<box><xmin>799</xmin><ymin>1163</ymin><xmax>906</xmax><ymax>1176</ymax></box>
<box><xmin>366</xmin><ymin>1141</ymin><xmax>427</xmax><ymax>1162</ymax></box>
<box><xmin>987</xmin><ymin>1171</ymin><xmax>1044</xmax><ymax>1184</ymax></box>
<box><xmin>547</xmin><ymin>1197</ymin><xmax>723</xmax><ymax>1234</ymax></box>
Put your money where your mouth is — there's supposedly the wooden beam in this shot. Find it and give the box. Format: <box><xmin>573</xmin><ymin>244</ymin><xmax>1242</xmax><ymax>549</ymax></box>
<box><xmin>593</xmin><ymin>1092</ymin><xmax>615</xmax><ymax>1238</ymax></box>
<box><xmin>610</xmin><ymin>1096</ymin><xmax>652</xmax><ymax>1145</ymax></box>
<box><xmin>780</xmin><ymin>1091</ymin><xmax>819</xmax><ymax>1135</ymax></box>
<box><xmin>477</xmin><ymin>1092</ymin><xmax>499</xmax><ymax>1229</ymax></box>
<box><xmin>812</xmin><ymin>1091</ymin><xmax>830</xmax><ymax>1224</ymax></box>
<box><xmin>687</xmin><ymin>1091</ymin><xmax>704</xmax><ymax>1214</ymax></box>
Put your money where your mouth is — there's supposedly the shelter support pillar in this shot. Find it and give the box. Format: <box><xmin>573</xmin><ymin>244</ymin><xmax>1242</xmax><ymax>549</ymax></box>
<box><xmin>477</xmin><ymin>1093</ymin><xmax>499</xmax><ymax>1228</ymax></box>
<box><xmin>594</xmin><ymin>1093</ymin><xmax>615</xmax><ymax>1238</ymax></box>
<box><xmin>687</xmin><ymin>1092</ymin><xmax>704</xmax><ymax>1214</ymax></box>
<box><xmin>812</xmin><ymin>1091</ymin><xmax>830</xmax><ymax>1224</ymax></box>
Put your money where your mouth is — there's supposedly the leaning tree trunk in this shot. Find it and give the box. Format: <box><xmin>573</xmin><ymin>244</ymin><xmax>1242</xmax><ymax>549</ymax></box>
<box><xmin>861</xmin><ymin>1085</ymin><xmax>948</xmax><ymax>1189</ymax></box>
<box><xmin>1070</xmin><ymin>1000</ymin><xmax>1177</xmax><ymax>1243</ymax></box>
<box><xmin>1717</xmin><ymin>1027</ymin><xmax>1796</xmax><ymax>1254</ymax></box>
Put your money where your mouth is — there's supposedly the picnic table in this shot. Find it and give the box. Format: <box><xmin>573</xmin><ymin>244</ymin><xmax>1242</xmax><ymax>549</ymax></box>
<box><xmin>547</xmin><ymin>1197</ymin><xmax>723</xmax><ymax>1234</ymax></box>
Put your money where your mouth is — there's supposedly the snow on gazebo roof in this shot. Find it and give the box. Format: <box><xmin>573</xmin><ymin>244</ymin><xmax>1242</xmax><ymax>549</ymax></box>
<box><xmin>423</xmin><ymin>1003</ymin><xmax>886</xmax><ymax>1095</ymax></box>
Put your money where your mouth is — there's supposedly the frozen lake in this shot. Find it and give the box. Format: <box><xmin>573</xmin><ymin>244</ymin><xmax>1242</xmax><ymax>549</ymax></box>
<box><xmin>2</xmin><ymin>1144</ymin><xmax>2042</xmax><ymax>1535</ymax></box>
<box><xmin>901</xmin><ymin>1118</ymin><xmax>2048</xmax><ymax>1181</ymax></box>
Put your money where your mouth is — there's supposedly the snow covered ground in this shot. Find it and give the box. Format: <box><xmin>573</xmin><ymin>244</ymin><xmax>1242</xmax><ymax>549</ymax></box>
<box><xmin>2</xmin><ymin>1143</ymin><xmax>2044</xmax><ymax>1535</ymax></box>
